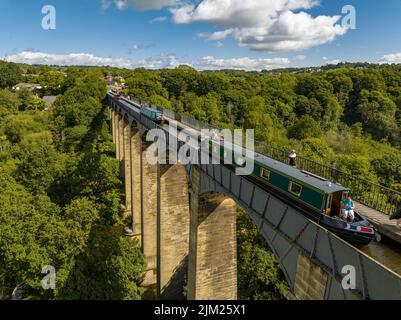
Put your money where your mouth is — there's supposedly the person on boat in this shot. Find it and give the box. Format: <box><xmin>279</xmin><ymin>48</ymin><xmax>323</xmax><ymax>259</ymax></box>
<box><xmin>341</xmin><ymin>195</ymin><xmax>355</xmax><ymax>222</ymax></box>
<box><xmin>390</xmin><ymin>206</ymin><xmax>401</xmax><ymax>229</ymax></box>
<box><xmin>289</xmin><ymin>150</ymin><xmax>297</xmax><ymax>167</ymax></box>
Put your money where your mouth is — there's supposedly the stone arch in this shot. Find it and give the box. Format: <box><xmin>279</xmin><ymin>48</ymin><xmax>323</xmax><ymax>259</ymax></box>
<box><xmin>192</xmin><ymin>164</ymin><xmax>341</xmax><ymax>300</ymax></box>
<box><xmin>186</xmin><ymin>164</ymin><xmax>296</xmax><ymax>300</ymax></box>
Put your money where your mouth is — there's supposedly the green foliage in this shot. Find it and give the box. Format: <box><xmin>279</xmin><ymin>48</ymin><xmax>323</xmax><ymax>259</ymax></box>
<box><xmin>0</xmin><ymin>67</ymin><xmax>144</xmax><ymax>300</ymax></box>
<box><xmin>56</xmin><ymin>152</ymin><xmax>123</xmax><ymax>224</ymax></box>
<box><xmin>288</xmin><ymin>115</ymin><xmax>322</xmax><ymax>140</ymax></box>
<box><xmin>335</xmin><ymin>154</ymin><xmax>377</xmax><ymax>181</ymax></box>
<box><xmin>237</xmin><ymin>208</ymin><xmax>288</xmax><ymax>300</ymax></box>
<box><xmin>59</xmin><ymin>227</ymin><xmax>145</xmax><ymax>300</ymax></box>
<box><xmin>126</xmin><ymin>68</ymin><xmax>167</xmax><ymax>100</ymax></box>
<box><xmin>2</xmin><ymin>61</ymin><xmax>401</xmax><ymax>301</ymax></box>
<box><xmin>1</xmin><ymin>112</ymin><xmax>50</xmax><ymax>144</ymax></box>
<box><xmin>298</xmin><ymin>138</ymin><xmax>334</xmax><ymax>163</ymax></box>
<box><xmin>0</xmin><ymin>89</ymin><xmax>20</xmax><ymax>117</ymax></box>
<box><xmin>16</xmin><ymin>141</ymin><xmax>66</xmax><ymax>195</ymax></box>
<box><xmin>148</xmin><ymin>94</ymin><xmax>173</xmax><ymax>110</ymax></box>
<box><xmin>357</xmin><ymin>89</ymin><xmax>398</xmax><ymax>142</ymax></box>
<box><xmin>0</xmin><ymin>61</ymin><xmax>22</xmax><ymax>89</ymax></box>
<box><xmin>17</xmin><ymin>88</ymin><xmax>46</xmax><ymax>111</ymax></box>
<box><xmin>0</xmin><ymin>173</ymin><xmax>80</xmax><ymax>299</ymax></box>
<box><xmin>38</xmin><ymin>71</ymin><xmax>66</xmax><ymax>95</ymax></box>
<box><xmin>372</xmin><ymin>151</ymin><xmax>401</xmax><ymax>185</ymax></box>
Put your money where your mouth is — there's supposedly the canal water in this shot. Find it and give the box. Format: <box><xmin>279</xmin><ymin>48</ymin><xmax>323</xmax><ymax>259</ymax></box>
<box><xmin>357</xmin><ymin>236</ymin><xmax>401</xmax><ymax>276</ymax></box>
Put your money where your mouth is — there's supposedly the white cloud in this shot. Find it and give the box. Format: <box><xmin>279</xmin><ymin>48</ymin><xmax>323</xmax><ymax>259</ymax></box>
<box><xmin>379</xmin><ymin>53</ymin><xmax>401</xmax><ymax>64</ymax></box>
<box><xmin>4</xmin><ymin>50</ymin><xmax>290</xmax><ymax>71</ymax></box>
<box><xmin>112</xmin><ymin>0</ymin><xmax>176</xmax><ymax>10</ymax></box>
<box><xmin>326</xmin><ymin>59</ymin><xmax>340</xmax><ymax>65</ymax></box>
<box><xmin>132</xmin><ymin>54</ymin><xmax>182</xmax><ymax>69</ymax></box>
<box><xmin>171</xmin><ymin>0</ymin><xmax>348</xmax><ymax>52</ymax></box>
<box><xmin>135</xmin><ymin>54</ymin><xmax>290</xmax><ymax>71</ymax></box>
<box><xmin>197</xmin><ymin>29</ymin><xmax>234</xmax><ymax>41</ymax></box>
<box><xmin>5</xmin><ymin>51</ymin><xmax>134</xmax><ymax>69</ymax></box>
<box><xmin>193</xmin><ymin>56</ymin><xmax>290</xmax><ymax>71</ymax></box>
<box><xmin>293</xmin><ymin>54</ymin><xmax>306</xmax><ymax>61</ymax></box>
<box><xmin>149</xmin><ymin>16</ymin><xmax>168</xmax><ymax>24</ymax></box>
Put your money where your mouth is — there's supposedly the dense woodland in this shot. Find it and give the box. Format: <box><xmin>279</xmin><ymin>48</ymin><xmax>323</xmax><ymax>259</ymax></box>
<box><xmin>0</xmin><ymin>62</ymin><xmax>144</xmax><ymax>299</ymax></box>
<box><xmin>0</xmin><ymin>59</ymin><xmax>400</xmax><ymax>299</ymax></box>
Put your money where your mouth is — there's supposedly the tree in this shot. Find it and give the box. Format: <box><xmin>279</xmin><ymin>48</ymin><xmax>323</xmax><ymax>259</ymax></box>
<box><xmin>160</xmin><ymin>65</ymin><xmax>201</xmax><ymax>99</ymax></box>
<box><xmin>0</xmin><ymin>61</ymin><xmax>22</xmax><ymax>89</ymax></box>
<box><xmin>59</xmin><ymin>226</ymin><xmax>145</xmax><ymax>300</ymax></box>
<box><xmin>372</xmin><ymin>152</ymin><xmax>401</xmax><ymax>185</ymax></box>
<box><xmin>63</xmin><ymin>198</ymin><xmax>99</xmax><ymax>236</ymax></box>
<box><xmin>1</xmin><ymin>113</ymin><xmax>49</xmax><ymax>144</ymax></box>
<box><xmin>148</xmin><ymin>94</ymin><xmax>173</xmax><ymax>110</ymax></box>
<box><xmin>237</xmin><ymin>208</ymin><xmax>288</xmax><ymax>300</ymax></box>
<box><xmin>38</xmin><ymin>71</ymin><xmax>66</xmax><ymax>95</ymax></box>
<box><xmin>53</xmin><ymin>152</ymin><xmax>123</xmax><ymax>224</ymax></box>
<box><xmin>126</xmin><ymin>68</ymin><xmax>167</xmax><ymax>100</ymax></box>
<box><xmin>325</xmin><ymin>69</ymin><xmax>353</xmax><ymax>108</ymax></box>
<box><xmin>335</xmin><ymin>154</ymin><xmax>378</xmax><ymax>182</ymax></box>
<box><xmin>0</xmin><ymin>89</ymin><xmax>20</xmax><ymax>117</ymax></box>
<box><xmin>16</xmin><ymin>141</ymin><xmax>66</xmax><ymax>195</ymax></box>
<box><xmin>0</xmin><ymin>173</ymin><xmax>83</xmax><ymax>299</ymax></box>
<box><xmin>299</xmin><ymin>138</ymin><xmax>334</xmax><ymax>163</ymax></box>
<box><xmin>288</xmin><ymin>115</ymin><xmax>322</xmax><ymax>140</ymax></box>
<box><xmin>357</xmin><ymin>89</ymin><xmax>398</xmax><ymax>141</ymax></box>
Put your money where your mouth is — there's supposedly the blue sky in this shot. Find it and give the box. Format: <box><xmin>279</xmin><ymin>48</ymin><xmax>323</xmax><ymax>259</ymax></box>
<box><xmin>1</xmin><ymin>0</ymin><xmax>401</xmax><ymax>70</ymax></box>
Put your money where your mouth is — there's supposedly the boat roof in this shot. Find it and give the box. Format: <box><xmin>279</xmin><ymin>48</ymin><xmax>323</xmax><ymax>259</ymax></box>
<box><xmin>254</xmin><ymin>152</ymin><xmax>349</xmax><ymax>194</ymax></box>
<box><xmin>142</xmin><ymin>107</ymin><xmax>162</xmax><ymax>113</ymax></box>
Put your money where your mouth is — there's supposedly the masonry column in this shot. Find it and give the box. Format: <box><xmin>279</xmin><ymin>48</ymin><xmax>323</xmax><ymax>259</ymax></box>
<box><xmin>188</xmin><ymin>166</ymin><xmax>237</xmax><ymax>300</ymax></box>
<box><xmin>115</xmin><ymin>111</ymin><xmax>120</xmax><ymax>160</ymax></box>
<box><xmin>140</xmin><ymin>138</ymin><xmax>158</xmax><ymax>294</ymax></box>
<box><xmin>118</xmin><ymin>115</ymin><xmax>125</xmax><ymax>177</ymax></box>
<box><xmin>123</xmin><ymin>119</ymin><xmax>132</xmax><ymax>220</ymax></box>
<box><xmin>111</xmin><ymin>107</ymin><xmax>116</xmax><ymax>144</ymax></box>
<box><xmin>130</xmin><ymin>125</ymin><xmax>142</xmax><ymax>236</ymax></box>
<box><xmin>158</xmin><ymin>160</ymin><xmax>190</xmax><ymax>300</ymax></box>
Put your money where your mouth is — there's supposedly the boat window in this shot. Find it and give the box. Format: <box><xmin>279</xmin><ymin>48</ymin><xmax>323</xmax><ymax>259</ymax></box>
<box><xmin>260</xmin><ymin>168</ymin><xmax>270</xmax><ymax>180</ymax></box>
<box><xmin>289</xmin><ymin>181</ymin><xmax>302</xmax><ymax>196</ymax></box>
<box><xmin>327</xmin><ymin>194</ymin><xmax>332</xmax><ymax>209</ymax></box>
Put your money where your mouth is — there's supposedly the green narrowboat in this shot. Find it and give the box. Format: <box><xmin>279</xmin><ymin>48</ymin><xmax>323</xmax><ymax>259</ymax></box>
<box><xmin>140</xmin><ymin>107</ymin><xmax>164</xmax><ymax>124</ymax></box>
<box><xmin>210</xmin><ymin>140</ymin><xmax>378</xmax><ymax>245</ymax></box>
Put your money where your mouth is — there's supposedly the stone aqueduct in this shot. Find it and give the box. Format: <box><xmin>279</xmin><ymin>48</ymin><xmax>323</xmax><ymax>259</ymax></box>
<box><xmin>108</xmin><ymin>95</ymin><xmax>401</xmax><ymax>301</ymax></box>
<box><xmin>109</xmin><ymin>105</ymin><xmax>237</xmax><ymax>300</ymax></box>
